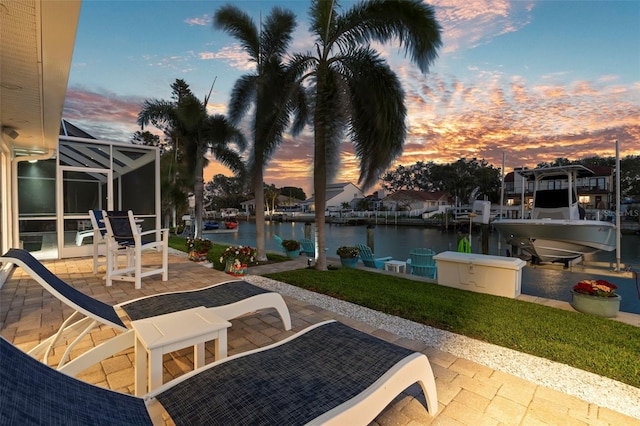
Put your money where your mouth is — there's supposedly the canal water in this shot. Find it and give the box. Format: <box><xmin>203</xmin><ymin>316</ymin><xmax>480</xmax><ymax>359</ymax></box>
<box><xmin>203</xmin><ymin>220</ymin><xmax>640</xmax><ymax>314</ymax></box>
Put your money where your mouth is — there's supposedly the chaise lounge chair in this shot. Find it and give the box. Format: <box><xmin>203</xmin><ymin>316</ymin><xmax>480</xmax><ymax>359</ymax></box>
<box><xmin>0</xmin><ymin>248</ymin><xmax>291</xmax><ymax>370</ymax></box>
<box><xmin>356</xmin><ymin>243</ymin><xmax>393</xmax><ymax>269</ymax></box>
<box><xmin>0</xmin><ymin>320</ymin><xmax>438</xmax><ymax>425</ymax></box>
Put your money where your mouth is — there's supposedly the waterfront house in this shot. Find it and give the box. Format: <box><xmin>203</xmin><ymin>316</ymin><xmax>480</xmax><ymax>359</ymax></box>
<box><xmin>302</xmin><ymin>182</ymin><xmax>365</xmax><ymax>213</ymax></box>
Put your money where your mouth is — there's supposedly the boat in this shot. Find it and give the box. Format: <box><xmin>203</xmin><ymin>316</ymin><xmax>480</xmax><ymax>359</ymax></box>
<box><xmin>203</xmin><ymin>221</ymin><xmax>219</xmax><ymax>231</ymax></box>
<box><xmin>225</xmin><ymin>218</ymin><xmax>239</xmax><ymax>230</ymax></box>
<box><xmin>492</xmin><ymin>165</ymin><xmax>616</xmax><ymax>264</ymax></box>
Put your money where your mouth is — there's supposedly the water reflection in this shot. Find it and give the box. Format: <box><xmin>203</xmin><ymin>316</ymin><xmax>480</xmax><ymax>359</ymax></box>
<box><xmin>203</xmin><ymin>220</ymin><xmax>640</xmax><ymax>314</ymax></box>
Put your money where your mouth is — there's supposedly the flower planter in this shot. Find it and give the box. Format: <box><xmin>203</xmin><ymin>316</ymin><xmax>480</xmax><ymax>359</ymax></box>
<box><xmin>189</xmin><ymin>250</ymin><xmax>208</xmax><ymax>261</ymax></box>
<box><xmin>225</xmin><ymin>259</ymin><xmax>247</xmax><ymax>277</ymax></box>
<box><xmin>571</xmin><ymin>290</ymin><xmax>621</xmax><ymax>318</ymax></box>
<box><xmin>286</xmin><ymin>250</ymin><xmax>300</xmax><ymax>258</ymax></box>
<box><xmin>340</xmin><ymin>257</ymin><xmax>359</xmax><ymax>268</ymax></box>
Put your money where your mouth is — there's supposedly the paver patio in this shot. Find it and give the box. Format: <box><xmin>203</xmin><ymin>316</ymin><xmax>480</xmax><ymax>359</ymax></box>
<box><xmin>1</xmin><ymin>251</ymin><xmax>638</xmax><ymax>425</ymax></box>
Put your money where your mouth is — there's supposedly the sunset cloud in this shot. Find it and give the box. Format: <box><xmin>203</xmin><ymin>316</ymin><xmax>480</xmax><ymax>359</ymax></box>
<box><xmin>64</xmin><ymin>1</ymin><xmax>640</xmax><ymax>197</ymax></box>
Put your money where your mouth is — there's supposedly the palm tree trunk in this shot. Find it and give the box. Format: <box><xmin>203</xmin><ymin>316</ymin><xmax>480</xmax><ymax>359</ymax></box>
<box><xmin>194</xmin><ymin>148</ymin><xmax>205</xmax><ymax>239</ymax></box>
<box><xmin>314</xmin><ymin>125</ymin><xmax>328</xmax><ymax>271</ymax></box>
<box><xmin>254</xmin><ymin>169</ymin><xmax>268</xmax><ymax>262</ymax></box>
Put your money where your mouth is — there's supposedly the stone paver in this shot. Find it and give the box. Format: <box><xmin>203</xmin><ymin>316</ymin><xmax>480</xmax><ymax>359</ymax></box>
<box><xmin>1</xmin><ymin>251</ymin><xmax>638</xmax><ymax>425</ymax></box>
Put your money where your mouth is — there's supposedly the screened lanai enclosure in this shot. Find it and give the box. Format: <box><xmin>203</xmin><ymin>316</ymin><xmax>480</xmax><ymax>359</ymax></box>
<box><xmin>16</xmin><ymin>122</ymin><xmax>160</xmax><ymax>259</ymax></box>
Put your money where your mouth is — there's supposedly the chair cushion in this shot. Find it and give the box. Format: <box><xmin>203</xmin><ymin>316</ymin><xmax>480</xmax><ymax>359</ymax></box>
<box><xmin>0</xmin><ymin>338</ymin><xmax>151</xmax><ymax>425</ymax></box>
<box><xmin>157</xmin><ymin>321</ymin><xmax>414</xmax><ymax>425</ymax></box>
<box><xmin>121</xmin><ymin>280</ymin><xmax>270</xmax><ymax>321</ymax></box>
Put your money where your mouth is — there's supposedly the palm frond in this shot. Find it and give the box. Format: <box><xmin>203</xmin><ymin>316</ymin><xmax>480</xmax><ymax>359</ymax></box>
<box><xmin>213</xmin><ymin>5</ymin><xmax>259</xmax><ymax>61</ymax></box>
<box><xmin>228</xmin><ymin>75</ymin><xmax>258</xmax><ymax>125</ymax></box>
<box><xmin>260</xmin><ymin>8</ymin><xmax>297</xmax><ymax>62</ymax></box>
<box><xmin>341</xmin><ymin>0</ymin><xmax>442</xmax><ymax>73</ymax></box>
<box><xmin>343</xmin><ymin>48</ymin><xmax>405</xmax><ymax>190</ymax></box>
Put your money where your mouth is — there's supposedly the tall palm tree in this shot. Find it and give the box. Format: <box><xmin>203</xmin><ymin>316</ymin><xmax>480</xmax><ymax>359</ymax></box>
<box><xmin>214</xmin><ymin>5</ymin><xmax>308</xmax><ymax>261</ymax></box>
<box><xmin>290</xmin><ymin>0</ymin><xmax>442</xmax><ymax>270</ymax></box>
<box><xmin>138</xmin><ymin>79</ymin><xmax>246</xmax><ymax>238</ymax></box>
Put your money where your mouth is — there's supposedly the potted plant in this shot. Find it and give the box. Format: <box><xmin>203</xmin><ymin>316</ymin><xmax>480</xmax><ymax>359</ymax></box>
<box><xmin>336</xmin><ymin>246</ymin><xmax>359</xmax><ymax>268</ymax></box>
<box><xmin>281</xmin><ymin>240</ymin><xmax>301</xmax><ymax>258</ymax></box>
<box><xmin>186</xmin><ymin>237</ymin><xmax>213</xmax><ymax>261</ymax></box>
<box><xmin>219</xmin><ymin>245</ymin><xmax>257</xmax><ymax>276</ymax></box>
<box><xmin>571</xmin><ymin>279</ymin><xmax>621</xmax><ymax>318</ymax></box>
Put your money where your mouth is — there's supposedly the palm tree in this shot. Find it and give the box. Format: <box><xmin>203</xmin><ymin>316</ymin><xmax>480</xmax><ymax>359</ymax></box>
<box><xmin>214</xmin><ymin>5</ymin><xmax>308</xmax><ymax>261</ymax></box>
<box><xmin>138</xmin><ymin>79</ymin><xmax>246</xmax><ymax>238</ymax></box>
<box><xmin>289</xmin><ymin>0</ymin><xmax>442</xmax><ymax>270</ymax></box>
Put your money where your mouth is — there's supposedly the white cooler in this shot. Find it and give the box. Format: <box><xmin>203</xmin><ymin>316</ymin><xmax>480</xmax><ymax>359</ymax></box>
<box><xmin>433</xmin><ymin>251</ymin><xmax>526</xmax><ymax>298</ymax></box>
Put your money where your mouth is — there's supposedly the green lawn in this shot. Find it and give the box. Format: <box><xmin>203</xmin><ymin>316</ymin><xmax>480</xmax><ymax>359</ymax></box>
<box><xmin>168</xmin><ymin>235</ymin><xmax>640</xmax><ymax>388</ymax></box>
<box><xmin>264</xmin><ymin>267</ymin><xmax>640</xmax><ymax>389</ymax></box>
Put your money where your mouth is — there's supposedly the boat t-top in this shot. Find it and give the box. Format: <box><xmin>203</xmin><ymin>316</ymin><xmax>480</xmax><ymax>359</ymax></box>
<box><xmin>493</xmin><ymin>165</ymin><xmax>616</xmax><ymax>264</ymax></box>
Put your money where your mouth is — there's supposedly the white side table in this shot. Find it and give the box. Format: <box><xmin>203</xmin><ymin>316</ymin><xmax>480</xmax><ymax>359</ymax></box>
<box><xmin>131</xmin><ymin>306</ymin><xmax>231</xmax><ymax>396</ymax></box>
<box><xmin>384</xmin><ymin>260</ymin><xmax>407</xmax><ymax>274</ymax></box>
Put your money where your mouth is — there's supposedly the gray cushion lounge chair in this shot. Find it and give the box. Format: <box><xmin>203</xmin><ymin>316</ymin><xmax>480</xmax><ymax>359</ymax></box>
<box><xmin>0</xmin><ymin>248</ymin><xmax>291</xmax><ymax>370</ymax></box>
<box><xmin>0</xmin><ymin>320</ymin><xmax>438</xmax><ymax>425</ymax></box>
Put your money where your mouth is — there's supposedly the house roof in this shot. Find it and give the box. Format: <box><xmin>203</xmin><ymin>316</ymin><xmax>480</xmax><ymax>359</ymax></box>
<box><xmin>60</xmin><ymin>119</ymin><xmax>96</xmax><ymax>139</ymax></box>
<box><xmin>305</xmin><ymin>182</ymin><xmax>362</xmax><ymax>203</ymax></box>
<box><xmin>504</xmin><ymin>165</ymin><xmax>613</xmax><ymax>182</ymax></box>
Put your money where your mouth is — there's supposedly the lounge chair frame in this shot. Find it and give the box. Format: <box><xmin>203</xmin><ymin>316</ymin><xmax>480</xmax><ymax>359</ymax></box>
<box><xmin>0</xmin><ymin>248</ymin><xmax>291</xmax><ymax>370</ymax></box>
<box><xmin>0</xmin><ymin>321</ymin><xmax>438</xmax><ymax>425</ymax></box>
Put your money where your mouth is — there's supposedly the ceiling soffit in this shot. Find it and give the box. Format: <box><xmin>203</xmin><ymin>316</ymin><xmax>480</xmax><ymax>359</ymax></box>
<box><xmin>0</xmin><ymin>0</ymin><xmax>81</xmax><ymax>155</ymax></box>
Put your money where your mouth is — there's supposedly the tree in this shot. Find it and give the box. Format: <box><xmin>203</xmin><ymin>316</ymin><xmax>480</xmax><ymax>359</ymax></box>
<box><xmin>205</xmin><ymin>174</ymin><xmax>247</xmax><ymax>212</ymax></box>
<box><xmin>263</xmin><ymin>184</ymin><xmax>280</xmax><ymax>215</ymax></box>
<box><xmin>138</xmin><ymin>79</ymin><xmax>246</xmax><ymax>238</ymax></box>
<box><xmin>214</xmin><ymin>6</ymin><xmax>308</xmax><ymax>261</ymax></box>
<box><xmin>620</xmin><ymin>155</ymin><xmax>640</xmax><ymax>199</ymax></box>
<box><xmin>279</xmin><ymin>186</ymin><xmax>306</xmax><ymax>201</ymax></box>
<box><xmin>289</xmin><ymin>0</ymin><xmax>441</xmax><ymax>269</ymax></box>
<box><xmin>381</xmin><ymin>161</ymin><xmax>437</xmax><ymax>192</ymax></box>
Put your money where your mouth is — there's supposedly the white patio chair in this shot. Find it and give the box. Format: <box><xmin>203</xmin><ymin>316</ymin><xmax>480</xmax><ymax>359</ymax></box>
<box><xmin>102</xmin><ymin>210</ymin><xmax>169</xmax><ymax>289</ymax></box>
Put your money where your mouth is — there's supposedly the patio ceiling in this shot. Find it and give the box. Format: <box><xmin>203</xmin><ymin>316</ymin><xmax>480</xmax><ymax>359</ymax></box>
<box><xmin>0</xmin><ymin>0</ymin><xmax>81</xmax><ymax>156</ymax></box>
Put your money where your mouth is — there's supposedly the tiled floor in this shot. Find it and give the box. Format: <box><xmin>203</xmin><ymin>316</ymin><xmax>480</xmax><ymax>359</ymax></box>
<box><xmin>1</xmin><ymin>252</ymin><xmax>638</xmax><ymax>425</ymax></box>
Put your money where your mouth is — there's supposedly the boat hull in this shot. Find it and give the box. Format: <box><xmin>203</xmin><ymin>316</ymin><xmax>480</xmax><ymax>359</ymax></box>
<box><xmin>493</xmin><ymin>219</ymin><xmax>616</xmax><ymax>262</ymax></box>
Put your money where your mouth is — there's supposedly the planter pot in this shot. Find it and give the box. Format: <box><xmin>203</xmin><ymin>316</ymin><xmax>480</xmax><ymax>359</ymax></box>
<box><xmin>340</xmin><ymin>257</ymin><xmax>359</xmax><ymax>268</ymax></box>
<box><xmin>571</xmin><ymin>290</ymin><xmax>621</xmax><ymax>318</ymax></box>
<box><xmin>286</xmin><ymin>250</ymin><xmax>300</xmax><ymax>258</ymax></box>
<box><xmin>225</xmin><ymin>259</ymin><xmax>247</xmax><ymax>276</ymax></box>
<box><xmin>189</xmin><ymin>250</ymin><xmax>208</xmax><ymax>261</ymax></box>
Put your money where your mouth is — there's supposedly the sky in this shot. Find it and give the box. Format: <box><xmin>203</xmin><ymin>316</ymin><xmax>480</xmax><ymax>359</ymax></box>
<box><xmin>64</xmin><ymin>0</ymin><xmax>640</xmax><ymax>197</ymax></box>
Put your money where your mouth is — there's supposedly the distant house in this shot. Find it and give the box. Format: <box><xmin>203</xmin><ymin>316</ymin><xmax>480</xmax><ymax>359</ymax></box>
<box><xmin>383</xmin><ymin>190</ymin><xmax>450</xmax><ymax>213</ymax></box>
<box><xmin>302</xmin><ymin>182</ymin><xmax>365</xmax><ymax>213</ymax></box>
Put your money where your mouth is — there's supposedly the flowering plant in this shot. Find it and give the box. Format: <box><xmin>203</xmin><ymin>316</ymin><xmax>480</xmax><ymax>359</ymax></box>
<box><xmin>281</xmin><ymin>239</ymin><xmax>301</xmax><ymax>251</ymax></box>
<box><xmin>572</xmin><ymin>279</ymin><xmax>618</xmax><ymax>298</ymax></box>
<box><xmin>336</xmin><ymin>246</ymin><xmax>359</xmax><ymax>258</ymax></box>
<box><xmin>219</xmin><ymin>245</ymin><xmax>257</xmax><ymax>266</ymax></box>
<box><xmin>186</xmin><ymin>237</ymin><xmax>213</xmax><ymax>253</ymax></box>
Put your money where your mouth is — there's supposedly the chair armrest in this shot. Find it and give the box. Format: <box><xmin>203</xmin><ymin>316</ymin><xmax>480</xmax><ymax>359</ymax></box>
<box><xmin>375</xmin><ymin>256</ymin><xmax>393</xmax><ymax>262</ymax></box>
<box><xmin>138</xmin><ymin>228</ymin><xmax>169</xmax><ymax>237</ymax></box>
